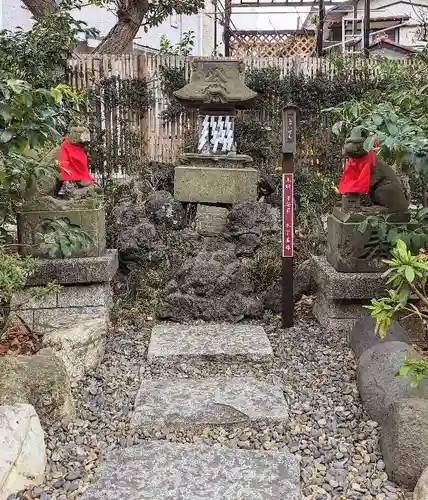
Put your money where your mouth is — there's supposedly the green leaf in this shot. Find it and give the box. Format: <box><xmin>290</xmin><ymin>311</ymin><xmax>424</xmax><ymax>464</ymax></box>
<box><xmin>0</xmin><ymin>103</ymin><xmax>13</xmax><ymax>123</ymax></box>
<box><xmin>363</xmin><ymin>137</ymin><xmax>374</xmax><ymax>152</ymax></box>
<box><xmin>372</xmin><ymin>113</ymin><xmax>383</xmax><ymax>126</ymax></box>
<box><xmin>386</xmin><ymin>121</ymin><xmax>399</xmax><ymax>136</ymax></box>
<box><xmin>404</xmin><ymin>265</ymin><xmax>415</xmax><ymax>283</ymax></box>
<box><xmin>332</xmin><ymin>121</ymin><xmax>343</xmax><ymax>136</ymax></box>
<box><xmin>0</xmin><ymin>129</ymin><xmax>15</xmax><ymax>144</ymax></box>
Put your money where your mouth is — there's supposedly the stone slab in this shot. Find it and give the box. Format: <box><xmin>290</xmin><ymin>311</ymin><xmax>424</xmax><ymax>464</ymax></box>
<box><xmin>26</xmin><ymin>249</ymin><xmax>118</xmax><ymax>286</ymax></box>
<box><xmin>12</xmin><ymin>283</ymin><xmax>111</xmax><ymax>310</ymax></box>
<box><xmin>80</xmin><ymin>441</ymin><xmax>300</xmax><ymax>500</ymax></box>
<box><xmin>195</xmin><ymin>204</ymin><xmax>228</xmax><ymax>236</ymax></box>
<box><xmin>148</xmin><ymin>323</ymin><xmax>273</xmax><ymax>362</ymax></box>
<box><xmin>312</xmin><ymin>306</ymin><xmax>356</xmax><ymax>333</ymax></box>
<box><xmin>174</xmin><ymin>166</ymin><xmax>259</xmax><ymax>204</ymax></box>
<box><xmin>131</xmin><ymin>377</ymin><xmax>287</xmax><ymax>429</ymax></box>
<box><xmin>315</xmin><ymin>293</ymin><xmax>370</xmax><ymax>319</ymax></box>
<box><xmin>311</xmin><ymin>255</ymin><xmax>388</xmax><ymax>300</ymax></box>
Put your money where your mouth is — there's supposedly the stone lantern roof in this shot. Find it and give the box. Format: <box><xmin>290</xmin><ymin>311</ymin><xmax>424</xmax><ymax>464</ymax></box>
<box><xmin>173</xmin><ymin>58</ymin><xmax>257</xmax><ymax>111</ymax></box>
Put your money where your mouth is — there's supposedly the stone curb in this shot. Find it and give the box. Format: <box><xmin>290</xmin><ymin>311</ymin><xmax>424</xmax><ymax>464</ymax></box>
<box><xmin>349</xmin><ymin>317</ymin><xmax>428</xmax><ymax>490</ymax></box>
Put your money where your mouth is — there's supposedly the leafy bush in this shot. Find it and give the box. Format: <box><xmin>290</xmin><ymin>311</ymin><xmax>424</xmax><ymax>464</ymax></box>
<box><xmin>367</xmin><ymin>240</ymin><xmax>428</xmax><ymax>386</ymax></box>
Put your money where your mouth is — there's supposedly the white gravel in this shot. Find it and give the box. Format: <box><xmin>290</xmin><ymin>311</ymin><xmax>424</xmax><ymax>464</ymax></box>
<box><xmin>8</xmin><ymin>314</ymin><xmax>412</xmax><ymax>500</ymax></box>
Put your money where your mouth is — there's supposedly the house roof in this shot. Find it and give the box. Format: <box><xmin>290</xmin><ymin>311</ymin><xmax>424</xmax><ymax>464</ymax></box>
<box><xmin>369</xmin><ymin>34</ymin><xmax>418</xmax><ymax>53</ymax></box>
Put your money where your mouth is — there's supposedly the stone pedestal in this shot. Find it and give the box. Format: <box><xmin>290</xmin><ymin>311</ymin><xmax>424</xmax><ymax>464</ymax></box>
<box><xmin>17</xmin><ymin>195</ymin><xmax>106</xmax><ymax>258</ymax></box>
<box><xmin>175</xmin><ymin>166</ymin><xmax>258</xmax><ymax>204</ymax></box>
<box><xmin>13</xmin><ymin>250</ymin><xmax>118</xmax><ymax>381</ymax></box>
<box><xmin>311</xmin><ymin>255</ymin><xmax>387</xmax><ymax>332</ymax></box>
<box><xmin>326</xmin><ymin>207</ymin><xmax>410</xmax><ymax>273</ymax></box>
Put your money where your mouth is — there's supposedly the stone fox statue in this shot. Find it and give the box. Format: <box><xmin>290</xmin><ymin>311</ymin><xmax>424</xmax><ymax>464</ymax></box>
<box><xmin>338</xmin><ymin>126</ymin><xmax>409</xmax><ymax>213</ymax></box>
<box><xmin>25</xmin><ymin>125</ymin><xmax>95</xmax><ymax>200</ymax></box>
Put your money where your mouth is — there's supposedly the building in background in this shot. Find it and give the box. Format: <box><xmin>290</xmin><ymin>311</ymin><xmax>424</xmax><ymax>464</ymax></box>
<box><xmin>0</xmin><ymin>0</ymin><xmax>222</xmax><ymax>56</ymax></box>
<box><xmin>303</xmin><ymin>0</ymin><xmax>428</xmax><ymax>56</ymax></box>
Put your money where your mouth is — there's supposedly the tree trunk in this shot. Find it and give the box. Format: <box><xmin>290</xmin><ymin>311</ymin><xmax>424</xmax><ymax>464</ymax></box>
<box><xmin>21</xmin><ymin>0</ymin><xmax>58</xmax><ymax>20</ymax></box>
<box><xmin>93</xmin><ymin>0</ymin><xmax>148</xmax><ymax>54</ymax></box>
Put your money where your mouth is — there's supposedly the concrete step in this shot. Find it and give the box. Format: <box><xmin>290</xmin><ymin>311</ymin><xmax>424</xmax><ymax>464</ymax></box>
<box><xmin>80</xmin><ymin>441</ymin><xmax>300</xmax><ymax>499</ymax></box>
<box><xmin>147</xmin><ymin>323</ymin><xmax>273</xmax><ymax>364</ymax></box>
<box><xmin>130</xmin><ymin>377</ymin><xmax>288</xmax><ymax>430</ymax></box>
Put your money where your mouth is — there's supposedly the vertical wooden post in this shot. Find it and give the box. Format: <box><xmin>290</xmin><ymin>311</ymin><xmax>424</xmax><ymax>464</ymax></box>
<box><xmin>224</xmin><ymin>0</ymin><xmax>232</xmax><ymax>56</ymax></box>
<box><xmin>281</xmin><ymin>106</ymin><xmax>297</xmax><ymax>329</ymax></box>
<box><xmin>316</xmin><ymin>0</ymin><xmax>325</xmax><ymax>57</ymax></box>
<box><xmin>363</xmin><ymin>0</ymin><xmax>371</xmax><ymax>56</ymax></box>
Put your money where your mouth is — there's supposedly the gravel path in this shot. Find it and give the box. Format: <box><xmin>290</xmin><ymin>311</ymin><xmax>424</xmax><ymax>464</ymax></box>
<box><xmin>11</xmin><ymin>314</ymin><xmax>412</xmax><ymax>500</ymax></box>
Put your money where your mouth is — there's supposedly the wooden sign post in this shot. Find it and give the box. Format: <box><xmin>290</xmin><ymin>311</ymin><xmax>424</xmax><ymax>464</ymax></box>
<box><xmin>281</xmin><ymin>105</ymin><xmax>298</xmax><ymax>328</ymax></box>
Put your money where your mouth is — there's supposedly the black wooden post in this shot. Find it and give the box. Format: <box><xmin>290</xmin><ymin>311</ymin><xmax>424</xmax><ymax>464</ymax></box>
<box><xmin>363</xmin><ymin>0</ymin><xmax>370</xmax><ymax>56</ymax></box>
<box><xmin>317</xmin><ymin>0</ymin><xmax>325</xmax><ymax>56</ymax></box>
<box><xmin>281</xmin><ymin>105</ymin><xmax>298</xmax><ymax>328</ymax></box>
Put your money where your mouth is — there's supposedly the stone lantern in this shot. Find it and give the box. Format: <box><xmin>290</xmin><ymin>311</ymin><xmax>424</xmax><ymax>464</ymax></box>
<box><xmin>173</xmin><ymin>59</ymin><xmax>259</xmax><ymax>235</ymax></box>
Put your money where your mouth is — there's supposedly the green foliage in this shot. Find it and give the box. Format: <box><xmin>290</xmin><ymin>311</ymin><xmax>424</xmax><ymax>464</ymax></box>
<box><xmin>0</xmin><ymin>250</ymin><xmax>39</xmax><ymax>302</ymax></box>
<box><xmin>87</xmin><ymin>0</ymin><xmax>204</xmax><ymax>31</ymax></box>
<box><xmin>160</xmin><ymin>31</ymin><xmax>195</xmax><ymax>56</ymax></box>
<box><xmin>0</xmin><ymin>79</ymin><xmax>78</xmax><ymax>153</ymax></box>
<box><xmin>249</xmin><ymin>247</ymin><xmax>282</xmax><ymax>288</ymax></box>
<box><xmin>358</xmin><ymin>209</ymin><xmax>428</xmax><ymax>256</ymax></box>
<box><xmin>0</xmin><ymin>7</ymin><xmax>96</xmax><ymax>88</ymax></box>
<box><xmin>366</xmin><ymin>240</ymin><xmax>428</xmax><ymax>386</ymax></box>
<box><xmin>36</xmin><ymin>218</ymin><xmax>93</xmax><ymax>258</ymax></box>
<box><xmin>324</xmin><ymin>57</ymin><xmax>428</xmax><ymax>181</ymax></box>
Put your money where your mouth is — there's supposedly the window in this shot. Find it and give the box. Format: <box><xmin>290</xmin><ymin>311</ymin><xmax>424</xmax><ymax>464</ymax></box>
<box><xmin>370</xmin><ymin>29</ymin><xmax>398</xmax><ymax>43</ymax></box>
<box><xmin>170</xmin><ymin>13</ymin><xmax>179</xmax><ymax>28</ymax></box>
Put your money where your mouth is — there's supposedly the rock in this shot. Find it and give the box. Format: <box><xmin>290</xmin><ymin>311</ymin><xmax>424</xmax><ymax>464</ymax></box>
<box><xmin>146</xmin><ymin>191</ymin><xmax>186</xmax><ymax>230</ymax></box>
<box><xmin>117</xmin><ymin>218</ymin><xmax>167</xmax><ymax>269</ymax></box>
<box><xmin>350</xmin><ymin>316</ymin><xmax>410</xmax><ymax>361</ymax></box>
<box><xmin>227</xmin><ymin>202</ymin><xmax>280</xmax><ymax>237</ymax></box>
<box><xmin>0</xmin><ymin>404</ymin><xmax>46</xmax><ymax>499</ymax></box>
<box><xmin>414</xmin><ymin>465</ymin><xmax>428</xmax><ymax>499</ymax></box>
<box><xmin>42</xmin><ymin>317</ymin><xmax>108</xmax><ymax>381</ymax></box>
<box><xmin>0</xmin><ymin>350</ymin><xmax>75</xmax><ymax>427</ymax></box>
<box><xmin>357</xmin><ymin>342</ymin><xmax>428</xmax><ymax>423</ymax></box>
<box><xmin>235</xmin><ymin>233</ymin><xmax>261</xmax><ymax>257</ymax></box>
<box><xmin>381</xmin><ymin>398</ymin><xmax>428</xmax><ymax>489</ymax></box>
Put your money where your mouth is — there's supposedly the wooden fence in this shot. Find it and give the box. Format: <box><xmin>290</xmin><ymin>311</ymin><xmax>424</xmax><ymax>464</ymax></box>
<box><xmin>67</xmin><ymin>52</ymin><xmax>412</xmax><ymax>168</ymax></box>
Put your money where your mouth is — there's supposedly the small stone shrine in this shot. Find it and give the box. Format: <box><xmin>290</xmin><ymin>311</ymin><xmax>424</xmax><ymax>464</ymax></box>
<box><xmin>173</xmin><ymin>58</ymin><xmax>258</xmax><ymax>236</ymax></box>
<box><xmin>312</xmin><ymin>127</ymin><xmax>410</xmax><ymax>331</ymax></box>
<box><xmin>14</xmin><ymin>125</ymin><xmax>118</xmax><ymax>381</ymax></box>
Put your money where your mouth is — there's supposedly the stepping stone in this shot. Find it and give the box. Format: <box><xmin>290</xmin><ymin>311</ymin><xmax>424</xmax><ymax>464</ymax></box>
<box><xmin>80</xmin><ymin>441</ymin><xmax>300</xmax><ymax>499</ymax></box>
<box><xmin>131</xmin><ymin>377</ymin><xmax>288</xmax><ymax>429</ymax></box>
<box><xmin>148</xmin><ymin>323</ymin><xmax>273</xmax><ymax>363</ymax></box>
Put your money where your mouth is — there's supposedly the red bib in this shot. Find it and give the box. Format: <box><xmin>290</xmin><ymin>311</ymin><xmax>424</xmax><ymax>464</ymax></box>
<box><xmin>58</xmin><ymin>137</ymin><xmax>94</xmax><ymax>184</ymax></box>
<box><xmin>338</xmin><ymin>141</ymin><xmax>379</xmax><ymax>195</ymax></box>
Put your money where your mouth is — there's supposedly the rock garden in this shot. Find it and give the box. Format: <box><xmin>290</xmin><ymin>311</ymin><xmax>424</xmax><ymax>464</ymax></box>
<box><xmin>4</xmin><ymin>5</ymin><xmax>428</xmax><ymax>500</ymax></box>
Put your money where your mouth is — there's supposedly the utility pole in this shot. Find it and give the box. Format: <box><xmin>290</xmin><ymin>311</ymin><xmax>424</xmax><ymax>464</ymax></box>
<box><xmin>213</xmin><ymin>0</ymin><xmax>218</xmax><ymax>55</ymax></box>
<box><xmin>363</xmin><ymin>0</ymin><xmax>370</xmax><ymax>56</ymax></box>
<box><xmin>224</xmin><ymin>0</ymin><xmax>232</xmax><ymax>56</ymax></box>
<box><xmin>317</xmin><ymin>0</ymin><xmax>325</xmax><ymax>56</ymax></box>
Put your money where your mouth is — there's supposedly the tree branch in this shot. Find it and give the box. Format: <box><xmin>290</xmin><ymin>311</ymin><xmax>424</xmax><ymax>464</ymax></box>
<box><xmin>21</xmin><ymin>0</ymin><xmax>58</xmax><ymax>20</ymax></box>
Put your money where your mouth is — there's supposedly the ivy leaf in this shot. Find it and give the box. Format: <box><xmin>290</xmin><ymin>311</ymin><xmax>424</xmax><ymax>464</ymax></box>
<box><xmin>372</xmin><ymin>113</ymin><xmax>383</xmax><ymax>126</ymax></box>
<box><xmin>0</xmin><ymin>130</ymin><xmax>15</xmax><ymax>144</ymax></box>
<box><xmin>386</xmin><ymin>121</ymin><xmax>399</xmax><ymax>136</ymax></box>
<box><xmin>0</xmin><ymin>103</ymin><xmax>12</xmax><ymax>123</ymax></box>
<box><xmin>363</xmin><ymin>137</ymin><xmax>374</xmax><ymax>152</ymax></box>
<box><xmin>332</xmin><ymin>121</ymin><xmax>343</xmax><ymax>136</ymax></box>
